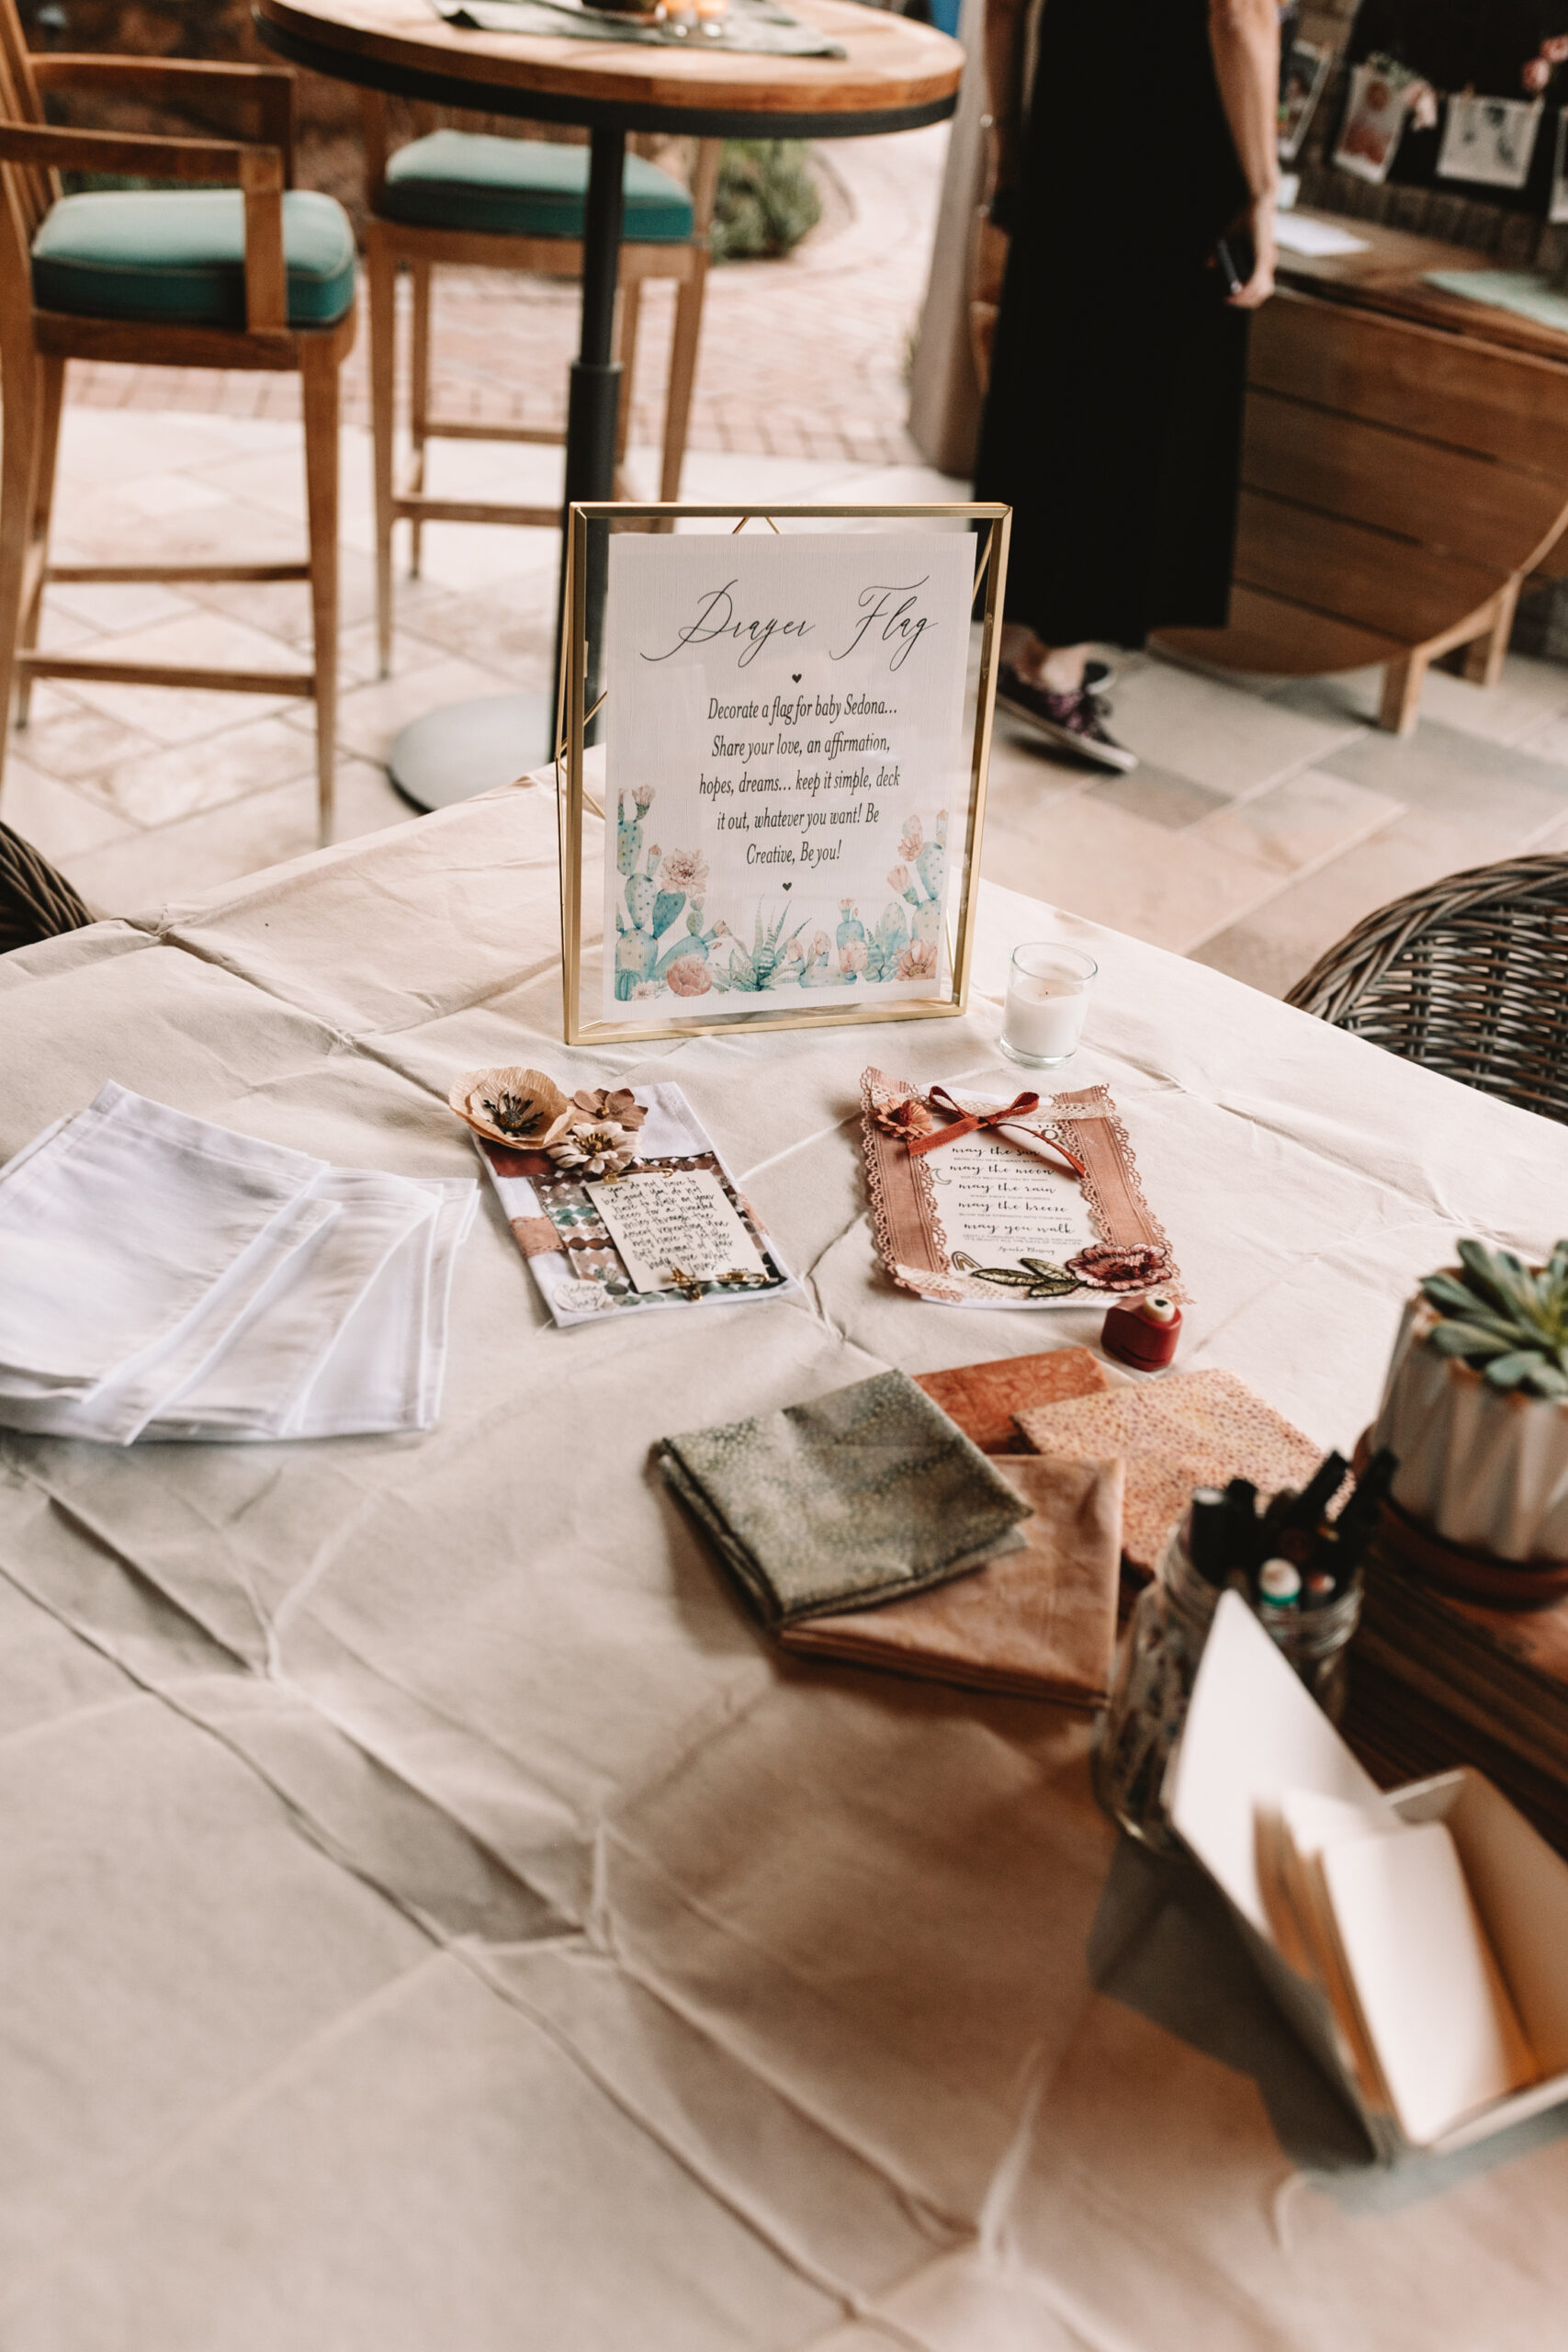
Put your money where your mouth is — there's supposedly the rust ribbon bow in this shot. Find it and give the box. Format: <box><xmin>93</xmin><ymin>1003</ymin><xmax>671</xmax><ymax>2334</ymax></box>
<box><xmin>906</xmin><ymin>1084</ymin><xmax>1088</xmax><ymax>1179</ymax></box>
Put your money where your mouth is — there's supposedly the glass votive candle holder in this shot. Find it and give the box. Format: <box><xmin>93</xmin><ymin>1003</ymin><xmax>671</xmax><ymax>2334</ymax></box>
<box><xmin>1000</xmin><ymin>943</ymin><xmax>1098</xmax><ymax>1069</ymax></box>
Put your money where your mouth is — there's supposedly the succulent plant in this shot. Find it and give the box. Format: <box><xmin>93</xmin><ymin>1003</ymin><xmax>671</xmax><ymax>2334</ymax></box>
<box><xmin>1420</xmin><ymin>1239</ymin><xmax>1568</xmax><ymax>1400</ymax></box>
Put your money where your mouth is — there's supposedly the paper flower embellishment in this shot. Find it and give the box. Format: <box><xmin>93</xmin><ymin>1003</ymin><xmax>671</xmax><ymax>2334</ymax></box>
<box><xmin>1066</xmin><ymin>1242</ymin><xmax>1173</xmax><ymax>1293</ymax></box>
<box><xmin>566</xmin><ymin>1087</ymin><xmax>648</xmax><ymax>1133</ymax></box>
<box><xmin>871</xmin><ymin>1097</ymin><xmax>935</xmax><ymax>1142</ymax></box>
<box><xmin>546</xmin><ymin>1121</ymin><xmax>638</xmax><ymax>1180</ymax></box>
<box><xmin>449</xmin><ymin>1066</ymin><xmax>570</xmax><ymax>1148</ymax></box>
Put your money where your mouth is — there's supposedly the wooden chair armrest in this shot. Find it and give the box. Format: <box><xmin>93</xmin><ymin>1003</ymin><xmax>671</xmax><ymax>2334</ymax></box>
<box><xmin>32</xmin><ymin>57</ymin><xmax>295</xmax><ymax>186</ymax></box>
<box><xmin>0</xmin><ymin>120</ymin><xmax>254</xmax><ymax>180</ymax></box>
<box><xmin>239</xmin><ymin>148</ymin><xmax>288</xmax><ymax>334</ymax></box>
<box><xmin>0</xmin><ymin>125</ymin><xmax>290</xmax><ymax>335</ymax></box>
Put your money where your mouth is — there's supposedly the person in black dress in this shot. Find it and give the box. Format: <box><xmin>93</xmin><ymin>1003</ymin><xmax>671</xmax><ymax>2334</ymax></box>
<box><xmin>975</xmin><ymin>0</ymin><xmax>1280</xmax><ymax>771</ymax></box>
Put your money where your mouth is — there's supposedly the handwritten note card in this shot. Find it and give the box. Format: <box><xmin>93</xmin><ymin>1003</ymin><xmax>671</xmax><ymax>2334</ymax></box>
<box><xmin>925</xmin><ymin>1132</ymin><xmax>1098</xmax><ymax>1272</ymax></box>
<box><xmin>592</xmin><ymin>1167</ymin><xmax>771</xmax><ymax>1295</ymax></box>
<box><xmin>603</xmin><ymin>531</ymin><xmax>975</xmax><ymax>1020</ymax></box>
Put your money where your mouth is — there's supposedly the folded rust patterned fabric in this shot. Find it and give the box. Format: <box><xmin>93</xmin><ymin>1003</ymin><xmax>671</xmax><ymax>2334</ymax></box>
<box><xmin>1012</xmin><ymin>1367</ymin><xmax>1323</xmax><ymax>1577</ymax></box>
<box><xmin>780</xmin><ymin>1455</ymin><xmax>1123</xmax><ymax>1706</ymax></box>
<box><xmin>659</xmin><ymin>1368</ymin><xmax>1032</xmax><ymax>1628</ymax></box>
<box><xmin>915</xmin><ymin>1346</ymin><xmax>1109</xmax><ymax>1454</ymax></box>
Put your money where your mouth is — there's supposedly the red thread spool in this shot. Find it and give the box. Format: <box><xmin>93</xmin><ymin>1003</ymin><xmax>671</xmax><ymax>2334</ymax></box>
<box><xmin>1101</xmin><ymin>1292</ymin><xmax>1182</xmax><ymax>1370</ymax></box>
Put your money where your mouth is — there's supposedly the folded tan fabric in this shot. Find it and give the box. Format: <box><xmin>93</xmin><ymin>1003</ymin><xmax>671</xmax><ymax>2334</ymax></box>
<box><xmin>1012</xmin><ymin>1366</ymin><xmax>1323</xmax><ymax>1576</ymax></box>
<box><xmin>780</xmin><ymin>1455</ymin><xmax>1122</xmax><ymax>1707</ymax></box>
<box><xmin>914</xmin><ymin>1347</ymin><xmax>1108</xmax><ymax>1454</ymax></box>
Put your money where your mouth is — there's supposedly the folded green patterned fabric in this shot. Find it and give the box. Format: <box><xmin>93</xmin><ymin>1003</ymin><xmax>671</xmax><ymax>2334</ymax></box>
<box><xmin>660</xmin><ymin>1369</ymin><xmax>1032</xmax><ymax>1627</ymax></box>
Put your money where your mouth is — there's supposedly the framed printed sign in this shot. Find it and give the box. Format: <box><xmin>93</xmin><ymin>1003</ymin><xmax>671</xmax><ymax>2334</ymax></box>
<box><xmin>556</xmin><ymin>502</ymin><xmax>1010</xmax><ymax>1046</ymax></box>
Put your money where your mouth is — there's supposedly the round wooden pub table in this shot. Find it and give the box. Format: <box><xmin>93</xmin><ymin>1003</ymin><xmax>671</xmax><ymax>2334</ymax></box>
<box><xmin>253</xmin><ymin>0</ymin><xmax>964</xmax><ymax>806</ymax></box>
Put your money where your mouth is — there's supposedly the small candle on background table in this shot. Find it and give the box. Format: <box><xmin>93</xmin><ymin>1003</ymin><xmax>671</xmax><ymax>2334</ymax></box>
<box><xmin>1000</xmin><ymin>943</ymin><xmax>1098</xmax><ymax>1069</ymax></box>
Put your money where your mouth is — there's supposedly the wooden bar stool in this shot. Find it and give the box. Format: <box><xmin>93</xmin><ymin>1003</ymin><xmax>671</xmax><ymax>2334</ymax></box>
<box><xmin>363</xmin><ymin>96</ymin><xmax>719</xmax><ymax>673</ymax></box>
<box><xmin>0</xmin><ymin>5</ymin><xmax>355</xmax><ymax>845</ymax></box>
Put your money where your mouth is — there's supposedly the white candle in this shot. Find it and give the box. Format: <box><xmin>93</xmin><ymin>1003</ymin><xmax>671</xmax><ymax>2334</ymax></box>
<box><xmin>1001</xmin><ymin>944</ymin><xmax>1097</xmax><ymax>1068</ymax></box>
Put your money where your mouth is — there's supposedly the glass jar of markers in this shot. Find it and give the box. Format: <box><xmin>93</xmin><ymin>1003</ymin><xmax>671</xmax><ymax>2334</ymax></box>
<box><xmin>1092</xmin><ymin>1452</ymin><xmax>1394</xmax><ymax>1849</ymax></box>
<box><xmin>1092</xmin><ymin>1518</ymin><xmax>1227</xmax><ymax>1854</ymax></box>
<box><xmin>1256</xmin><ymin>1559</ymin><xmax>1363</xmax><ymax>1721</ymax></box>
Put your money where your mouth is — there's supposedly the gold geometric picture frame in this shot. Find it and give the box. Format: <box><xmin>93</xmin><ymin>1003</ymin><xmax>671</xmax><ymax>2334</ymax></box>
<box><xmin>556</xmin><ymin>500</ymin><xmax>1010</xmax><ymax>1047</ymax></box>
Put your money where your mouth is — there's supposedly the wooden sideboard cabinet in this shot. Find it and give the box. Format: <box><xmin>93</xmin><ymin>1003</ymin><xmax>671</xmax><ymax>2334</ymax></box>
<box><xmin>1160</xmin><ymin>219</ymin><xmax>1568</xmax><ymax>733</ymax></box>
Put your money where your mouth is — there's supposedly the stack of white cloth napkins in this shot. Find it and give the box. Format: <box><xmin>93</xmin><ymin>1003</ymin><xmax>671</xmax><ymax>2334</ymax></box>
<box><xmin>0</xmin><ymin>1083</ymin><xmax>477</xmax><ymax>1444</ymax></box>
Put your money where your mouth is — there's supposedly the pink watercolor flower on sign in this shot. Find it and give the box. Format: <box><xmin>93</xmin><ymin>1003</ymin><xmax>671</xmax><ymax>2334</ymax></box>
<box><xmin>839</xmin><ymin>939</ymin><xmax>868</xmax><ymax>976</ymax></box>
<box><xmin>658</xmin><ymin>846</ymin><xmax>709</xmax><ymax>896</ymax></box>
<box><xmin>886</xmin><ymin>864</ymin><xmax>911</xmax><ymax>895</ymax></box>
<box><xmin>665</xmin><ymin>955</ymin><xmax>713</xmax><ymax>998</ymax></box>
<box><xmin>897</xmin><ymin>818</ymin><xmax>923</xmax><ymax>862</ymax></box>
<box><xmin>896</xmin><ymin>940</ymin><xmax>938</xmax><ymax>979</ymax></box>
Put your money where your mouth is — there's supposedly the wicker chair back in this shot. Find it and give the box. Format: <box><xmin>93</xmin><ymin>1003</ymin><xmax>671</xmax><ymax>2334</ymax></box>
<box><xmin>0</xmin><ymin>817</ymin><xmax>91</xmax><ymax>956</ymax></box>
<box><xmin>1285</xmin><ymin>854</ymin><xmax>1568</xmax><ymax>1124</ymax></box>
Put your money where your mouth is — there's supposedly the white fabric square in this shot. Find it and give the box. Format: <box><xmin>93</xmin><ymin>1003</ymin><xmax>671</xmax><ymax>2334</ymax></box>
<box><xmin>0</xmin><ymin>1089</ymin><xmax>477</xmax><ymax>1447</ymax></box>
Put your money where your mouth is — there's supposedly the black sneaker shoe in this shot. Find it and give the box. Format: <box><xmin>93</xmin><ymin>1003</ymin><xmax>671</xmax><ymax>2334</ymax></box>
<box><xmin>996</xmin><ymin>662</ymin><xmax>1138</xmax><ymax>772</ymax></box>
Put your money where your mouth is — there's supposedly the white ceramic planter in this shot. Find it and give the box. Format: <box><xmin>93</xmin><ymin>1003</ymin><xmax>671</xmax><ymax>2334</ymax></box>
<box><xmin>1371</xmin><ymin>1293</ymin><xmax>1568</xmax><ymax>1564</ymax></box>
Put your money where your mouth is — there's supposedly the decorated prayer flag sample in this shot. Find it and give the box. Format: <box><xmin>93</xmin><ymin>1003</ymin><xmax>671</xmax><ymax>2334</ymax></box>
<box><xmin>861</xmin><ymin>1069</ymin><xmax>1181</xmax><ymax>1312</ymax></box>
<box><xmin>602</xmin><ymin>531</ymin><xmax>975</xmax><ymax>1020</ymax></box>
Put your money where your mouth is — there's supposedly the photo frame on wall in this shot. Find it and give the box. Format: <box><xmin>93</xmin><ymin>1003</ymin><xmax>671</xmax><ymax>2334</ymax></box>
<box><xmin>1333</xmin><ymin>58</ymin><xmax>1417</xmax><ymax>184</ymax></box>
<box><xmin>1279</xmin><ymin>38</ymin><xmax>1331</xmax><ymax>162</ymax></box>
<box><xmin>555</xmin><ymin>503</ymin><xmax>1010</xmax><ymax>1047</ymax></box>
<box><xmin>1436</xmin><ymin>92</ymin><xmax>1542</xmax><ymax>188</ymax></box>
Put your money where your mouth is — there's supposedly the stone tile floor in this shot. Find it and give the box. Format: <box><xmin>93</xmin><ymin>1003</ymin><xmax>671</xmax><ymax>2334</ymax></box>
<box><xmin>9</xmin><ymin>119</ymin><xmax>1568</xmax><ymax>996</ymax></box>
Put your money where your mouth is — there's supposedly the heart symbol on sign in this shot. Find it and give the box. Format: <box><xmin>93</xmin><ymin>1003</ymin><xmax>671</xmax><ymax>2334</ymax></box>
<box><xmin>783</xmin><ymin>880</ymin><xmax>793</xmax><ymax>889</ymax></box>
<box><xmin>792</xmin><ymin>673</ymin><xmax>801</xmax><ymax>684</ymax></box>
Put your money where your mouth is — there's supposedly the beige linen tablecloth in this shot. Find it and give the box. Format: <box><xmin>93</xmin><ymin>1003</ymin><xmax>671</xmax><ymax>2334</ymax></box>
<box><xmin>2</xmin><ymin>777</ymin><xmax>1564</xmax><ymax>2350</ymax></box>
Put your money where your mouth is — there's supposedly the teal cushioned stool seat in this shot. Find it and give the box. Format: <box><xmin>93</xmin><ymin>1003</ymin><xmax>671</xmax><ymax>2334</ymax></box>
<box><xmin>379</xmin><ymin>131</ymin><xmax>694</xmax><ymax>242</ymax></box>
<box><xmin>31</xmin><ymin>188</ymin><xmax>356</xmax><ymax>329</ymax></box>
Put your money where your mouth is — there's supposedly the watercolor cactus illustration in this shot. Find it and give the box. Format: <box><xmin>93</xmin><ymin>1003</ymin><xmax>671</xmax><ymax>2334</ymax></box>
<box><xmin>864</xmin><ymin>894</ymin><xmax>909</xmax><ymax>981</ymax></box>
<box><xmin>614</xmin><ymin>788</ymin><xmax>727</xmax><ymax>1000</ymax></box>
<box><xmin>888</xmin><ymin>812</ymin><xmax>946</xmax><ymax>943</ymax></box>
<box><xmin>795</xmin><ymin>929</ymin><xmax>836</xmax><ymax>987</ymax></box>
<box><xmin>835</xmin><ymin>900</ymin><xmax>870</xmax><ymax>980</ymax></box>
<box><xmin>612</xmin><ymin>790</ymin><xmax>949</xmax><ymax>998</ymax></box>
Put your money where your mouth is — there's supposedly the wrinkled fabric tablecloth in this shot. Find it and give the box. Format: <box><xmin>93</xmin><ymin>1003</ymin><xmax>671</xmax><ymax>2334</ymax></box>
<box><xmin>2</xmin><ymin>775</ymin><xmax>1565</xmax><ymax>2351</ymax></box>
